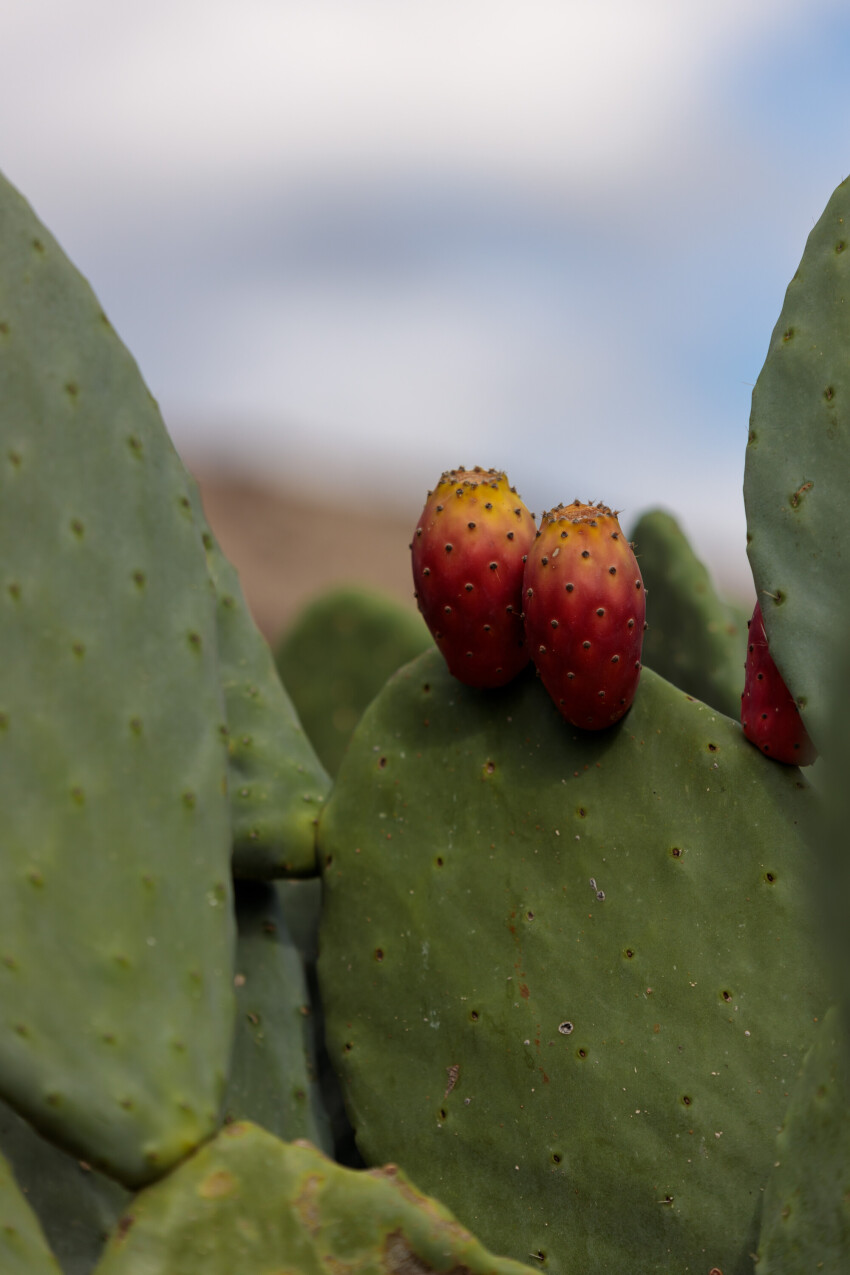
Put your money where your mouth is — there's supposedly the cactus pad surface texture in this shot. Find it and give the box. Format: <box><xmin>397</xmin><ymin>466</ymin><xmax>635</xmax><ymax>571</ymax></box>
<box><xmin>318</xmin><ymin>648</ymin><xmax>827</xmax><ymax>1273</ymax></box>
<box><xmin>190</xmin><ymin>483</ymin><xmax>330</xmax><ymax>877</ymax></box>
<box><xmin>744</xmin><ymin>174</ymin><xmax>850</xmax><ymax>752</ymax></box>
<box><xmin>0</xmin><ymin>1148</ymin><xmax>62</xmax><ymax>1273</ymax></box>
<box><xmin>0</xmin><ymin>170</ymin><xmax>235</xmax><ymax>1184</ymax></box>
<box><xmin>756</xmin><ymin>1005</ymin><xmax>850</xmax><ymax>1273</ymax></box>
<box><xmin>630</xmin><ymin>508</ymin><xmax>747</xmax><ymax>718</ymax></box>
<box><xmin>92</xmin><ymin>1121</ymin><xmax>538</xmax><ymax>1275</ymax></box>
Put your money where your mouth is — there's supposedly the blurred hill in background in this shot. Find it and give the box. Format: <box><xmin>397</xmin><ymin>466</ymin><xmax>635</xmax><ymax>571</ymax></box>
<box><xmin>193</xmin><ymin>464</ymin><xmax>419</xmax><ymax>645</ymax></box>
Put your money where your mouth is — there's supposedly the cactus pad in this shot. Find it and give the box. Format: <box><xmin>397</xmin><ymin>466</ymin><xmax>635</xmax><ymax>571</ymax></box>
<box><xmin>630</xmin><ymin>507</ymin><xmax>746</xmax><ymax>717</ymax></box>
<box><xmin>92</xmin><ymin>1121</ymin><xmax>537</xmax><ymax>1274</ymax></box>
<box><xmin>0</xmin><ymin>170</ymin><xmax>235</xmax><ymax>1184</ymax></box>
<box><xmin>0</xmin><ymin>1148</ymin><xmax>62</xmax><ymax>1273</ymax></box>
<box><xmin>756</xmin><ymin>1006</ymin><xmax>850</xmax><ymax>1272</ymax></box>
<box><xmin>190</xmin><ymin>484</ymin><xmax>330</xmax><ymax>877</ymax></box>
<box><xmin>276</xmin><ymin>584</ymin><xmax>430</xmax><ymax>776</ymax></box>
<box><xmin>744</xmin><ymin>175</ymin><xmax>850</xmax><ymax>750</ymax></box>
<box><xmin>318</xmin><ymin>649</ymin><xmax>827</xmax><ymax>1272</ymax></box>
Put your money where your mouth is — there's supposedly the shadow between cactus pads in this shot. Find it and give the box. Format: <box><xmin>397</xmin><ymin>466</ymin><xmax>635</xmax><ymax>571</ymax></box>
<box><xmin>318</xmin><ymin>648</ymin><xmax>827</xmax><ymax>1274</ymax></box>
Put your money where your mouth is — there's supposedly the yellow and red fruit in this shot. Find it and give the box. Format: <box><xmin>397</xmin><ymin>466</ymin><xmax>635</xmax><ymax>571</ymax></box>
<box><xmin>523</xmin><ymin>501</ymin><xmax>645</xmax><ymax>729</ymax></box>
<box><xmin>411</xmin><ymin>467</ymin><xmax>536</xmax><ymax>687</ymax></box>
<box><xmin>741</xmin><ymin>601</ymin><xmax>817</xmax><ymax>765</ymax></box>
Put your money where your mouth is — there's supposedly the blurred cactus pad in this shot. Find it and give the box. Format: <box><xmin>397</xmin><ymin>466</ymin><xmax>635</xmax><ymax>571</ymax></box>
<box><xmin>275</xmin><ymin>585</ymin><xmax>430</xmax><ymax>775</ymax></box>
<box><xmin>630</xmin><ymin>508</ymin><xmax>748</xmax><ymax>717</ymax></box>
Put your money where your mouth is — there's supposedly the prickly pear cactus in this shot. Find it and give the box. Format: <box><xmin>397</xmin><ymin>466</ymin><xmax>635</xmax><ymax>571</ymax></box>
<box><xmin>0</xmin><ymin>169</ymin><xmax>236</xmax><ymax>1185</ymax></box>
<box><xmin>0</xmin><ymin>1148</ymin><xmax>62</xmax><ymax>1273</ymax></box>
<box><xmin>92</xmin><ymin>1121</ymin><xmax>538</xmax><ymax>1275</ymax></box>
<box><xmin>0</xmin><ymin>1098</ymin><xmax>129</xmax><ymax>1275</ymax></box>
<box><xmin>275</xmin><ymin>584</ymin><xmax>430</xmax><ymax>775</ymax></box>
<box><xmin>756</xmin><ymin>1006</ymin><xmax>850</xmax><ymax>1273</ymax></box>
<box><xmin>744</xmin><ymin>174</ymin><xmax>850</xmax><ymax>750</ymax></box>
<box><xmin>221</xmin><ymin>882</ymin><xmax>332</xmax><ymax>1153</ymax></box>
<box><xmin>630</xmin><ymin>508</ymin><xmax>747</xmax><ymax>717</ymax></box>
<box><xmin>190</xmin><ymin>485</ymin><xmax>330</xmax><ymax>878</ymax></box>
<box><xmin>318</xmin><ymin>649</ymin><xmax>827</xmax><ymax>1273</ymax></box>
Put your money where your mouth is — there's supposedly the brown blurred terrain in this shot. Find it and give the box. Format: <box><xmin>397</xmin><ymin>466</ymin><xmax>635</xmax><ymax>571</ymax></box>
<box><xmin>193</xmin><ymin>466</ymin><xmax>420</xmax><ymax>646</ymax></box>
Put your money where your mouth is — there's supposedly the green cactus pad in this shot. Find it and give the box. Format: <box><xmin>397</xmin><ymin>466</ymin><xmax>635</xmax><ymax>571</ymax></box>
<box><xmin>630</xmin><ymin>508</ymin><xmax>747</xmax><ymax>717</ymax></box>
<box><xmin>92</xmin><ymin>1121</ymin><xmax>538</xmax><ymax>1275</ymax></box>
<box><xmin>744</xmin><ymin>174</ymin><xmax>850</xmax><ymax>750</ymax></box>
<box><xmin>756</xmin><ymin>1006</ymin><xmax>850</xmax><ymax>1273</ymax></box>
<box><xmin>221</xmin><ymin>883</ymin><xmax>332</xmax><ymax>1152</ymax></box>
<box><xmin>0</xmin><ymin>1097</ymin><xmax>130</xmax><ymax>1275</ymax></box>
<box><xmin>0</xmin><ymin>1148</ymin><xmax>62</xmax><ymax>1273</ymax></box>
<box><xmin>318</xmin><ymin>649</ymin><xmax>827</xmax><ymax>1273</ymax></box>
<box><xmin>275</xmin><ymin>585</ymin><xmax>431</xmax><ymax>776</ymax></box>
<box><xmin>0</xmin><ymin>171</ymin><xmax>235</xmax><ymax>1184</ymax></box>
<box><xmin>189</xmin><ymin>484</ymin><xmax>330</xmax><ymax>878</ymax></box>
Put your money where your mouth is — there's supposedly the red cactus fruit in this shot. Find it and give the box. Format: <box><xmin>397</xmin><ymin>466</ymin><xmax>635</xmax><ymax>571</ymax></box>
<box><xmin>411</xmin><ymin>467</ymin><xmax>537</xmax><ymax>687</ymax></box>
<box><xmin>523</xmin><ymin>501</ymin><xmax>646</xmax><ymax>729</ymax></box>
<box><xmin>741</xmin><ymin>601</ymin><xmax>817</xmax><ymax>765</ymax></box>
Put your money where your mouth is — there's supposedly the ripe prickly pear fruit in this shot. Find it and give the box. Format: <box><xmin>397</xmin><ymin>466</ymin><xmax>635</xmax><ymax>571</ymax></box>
<box><xmin>741</xmin><ymin>601</ymin><xmax>817</xmax><ymax>765</ymax></box>
<box><xmin>523</xmin><ymin>500</ymin><xmax>646</xmax><ymax>729</ymax></box>
<box><xmin>411</xmin><ymin>467</ymin><xmax>536</xmax><ymax>687</ymax></box>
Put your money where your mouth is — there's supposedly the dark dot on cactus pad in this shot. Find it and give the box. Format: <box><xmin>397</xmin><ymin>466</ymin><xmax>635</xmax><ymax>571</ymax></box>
<box><xmin>7</xmin><ymin>450</ymin><xmax>21</xmax><ymax>467</ymax></box>
<box><xmin>456</xmin><ymin>488</ymin><xmax>463</xmax><ymax>496</ymax></box>
<box><xmin>541</xmin><ymin>555</ymin><xmax>549</xmax><ymax>566</ymax></box>
<box><xmin>589</xmin><ymin>520</ymin><xmax>597</xmax><ymax>527</ymax></box>
<box><xmin>721</xmin><ymin>990</ymin><xmax>732</xmax><ymax>1002</ymax></box>
<box><xmin>179</xmin><ymin>495</ymin><xmax>191</xmax><ymax>511</ymax></box>
<box><xmin>552</xmin><ymin>1152</ymin><xmax>562</xmax><ymax>1164</ymax></box>
<box><xmin>127</xmin><ymin>434</ymin><xmax>143</xmax><ymax>456</ymax></box>
<box><xmin>435</xmin><ymin>856</ymin><xmax>444</xmax><ymax>867</ymax></box>
<box><xmin>485</xmin><ymin>760</ymin><xmax>496</xmax><ymax>774</ymax></box>
<box><xmin>567</xmin><ymin>671</ymin><xmax>575</xmax><ymax>680</ymax></box>
<box><xmin>670</xmin><ymin>847</ymin><xmax>682</xmax><ymax>858</ymax></box>
<box><xmin>489</xmin><ymin>561</ymin><xmax>498</xmax><ymax>571</ymax></box>
<box><xmin>550</xmin><ymin>618</ymin><xmax>559</xmax><ymax>628</ymax></box>
<box><xmin>611</xmin><ymin>655</ymin><xmax>620</xmax><ymax>664</ymax></box>
<box><xmin>582</xmin><ymin>641</ymin><xmax>591</xmax><ymax>650</ymax></box>
<box><xmin>596</xmin><ymin>890</ymin><xmax>605</xmax><ymax>901</ymax></box>
<box><xmin>825</xmin><ymin>386</ymin><xmax>835</xmax><ymax>401</ymax></box>
<box><xmin>444</xmin><ymin>543</ymin><xmax>453</xmax><ymax>553</ymax></box>
<box><xmin>837</xmin><ymin>241</ymin><xmax>846</xmax><ymax>253</ymax></box>
<box><xmin>538</xmin><ymin>644</ymin><xmax>547</xmax><ymax>654</ymax></box>
<box><xmin>64</xmin><ymin>381</ymin><xmax>79</xmax><ymax>399</ymax></box>
<box><xmin>378</xmin><ymin>756</ymin><xmax>387</xmax><ymax>768</ymax></box>
<box><xmin>624</xmin><ymin>948</ymin><xmax>634</xmax><ymax>959</ymax></box>
<box><xmin>596</xmin><ymin>607</ymin><xmax>604</xmax><ymax>617</ymax></box>
<box><xmin>764</xmin><ymin>872</ymin><xmax>776</xmax><ymax>884</ymax></box>
<box><xmin>70</xmin><ymin>518</ymin><xmax>84</xmax><ymax>537</ymax></box>
<box><xmin>707</xmin><ymin>742</ymin><xmax>717</xmax><ymax>751</ymax></box>
<box><xmin>436</xmin><ymin>504</ymin><xmax>444</xmax><ymax>512</ymax></box>
<box><xmin>681</xmin><ymin>1095</ymin><xmax>692</xmax><ymax>1106</ymax></box>
<box><xmin>374</xmin><ymin>949</ymin><xmax>384</xmax><ymax>962</ymax></box>
<box><xmin>526</xmin><ymin>588</ymin><xmax>534</xmax><ymax>598</ymax></box>
<box><xmin>485</xmin><ymin>502</ymin><xmax>493</xmax><ymax>510</ymax></box>
<box><xmin>468</xmin><ymin>521</ymin><xmax>476</xmax><ymax>530</ymax></box>
<box><xmin>577</xmin><ymin>1047</ymin><xmax>588</xmax><ymax>1059</ymax></box>
<box><xmin>470</xmin><ymin>1010</ymin><xmax>479</xmax><ymax>1022</ymax></box>
<box><xmin>526</xmin><ymin>910</ymin><xmax>534</xmax><ymax>921</ymax></box>
<box><xmin>761</xmin><ymin>712</ymin><xmax>768</xmax><ymax>720</ymax></box>
<box><xmin>132</xmin><ymin>570</ymin><xmax>146</xmax><ymax>588</ymax></box>
<box><xmin>72</xmin><ymin>642</ymin><xmax>85</xmax><ymax>658</ymax></box>
<box><xmin>343</xmin><ymin>1042</ymin><xmax>353</xmax><ymax>1053</ymax></box>
<box><xmin>558</xmin><ymin>1021</ymin><xmax>574</xmax><ymax>1036</ymax></box>
<box><xmin>439</xmin><ymin>1108</ymin><xmax>447</xmax><ymax>1120</ymax></box>
<box><xmin>422</xmin><ymin>567</ymin><xmax>431</xmax><ymax>578</ymax></box>
<box><xmin>582</xmin><ymin>550</ymin><xmax>590</xmax><ymax>558</ymax></box>
<box><xmin>782</xmin><ymin>327</ymin><xmax>795</xmax><ymax>342</ymax></box>
<box><xmin>635</xmin><ymin>580</ymin><xmax>642</xmax><ymax>589</ymax></box>
<box><xmin>443</xmin><ymin>606</ymin><xmax>451</xmax><ymax>615</ymax></box>
<box><xmin>325</xmin><ymin>853</ymin><xmax>333</xmax><ymax>867</ymax></box>
<box><xmin>483</xmin><ymin>623</ymin><xmax>491</xmax><ymax>633</ymax></box>
<box><xmin>465</xmin><ymin>582</ymin><xmax>474</xmax><ymax>592</ymax></box>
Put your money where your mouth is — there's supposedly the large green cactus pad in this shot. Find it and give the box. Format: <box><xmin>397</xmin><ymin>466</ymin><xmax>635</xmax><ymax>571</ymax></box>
<box><xmin>0</xmin><ymin>171</ymin><xmax>235</xmax><ymax>1184</ymax></box>
<box><xmin>756</xmin><ymin>1006</ymin><xmax>850</xmax><ymax>1272</ymax></box>
<box><xmin>744</xmin><ymin>175</ymin><xmax>850</xmax><ymax>750</ymax></box>
<box><xmin>221</xmin><ymin>883</ymin><xmax>332</xmax><ymax>1152</ymax></box>
<box><xmin>92</xmin><ymin>1121</ymin><xmax>537</xmax><ymax>1274</ymax></box>
<box><xmin>190</xmin><ymin>484</ymin><xmax>330</xmax><ymax>878</ymax></box>
<box><xmin>630</xmin><ymin>507</ymin><xmax>747</xmax><ymax>717</ymax></box>
<box><xmin>318</xmin><ymin>650</ymin><xmax>827</xmax><ymax>1273</ymax></box>
<box><xmin>0</xmin><ymin>1148</ymin><xmax>62</xmax><ymax>1273</ymax></box>
<box><xmin>275</xmin><ymin>585</ymin><xmax>430</xmax><ymax>776</ymax></box>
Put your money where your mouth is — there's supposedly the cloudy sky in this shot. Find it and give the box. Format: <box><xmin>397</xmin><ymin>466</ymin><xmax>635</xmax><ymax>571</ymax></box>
<box><xmin>3</xmin><ymin>1</ymin><xmax>849</xmax><ymax>593</ymax></box>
